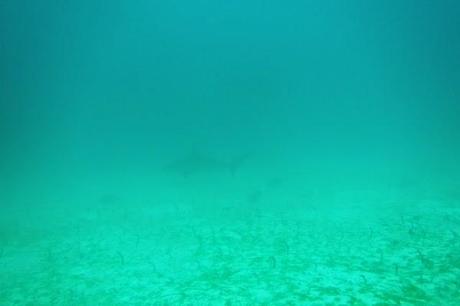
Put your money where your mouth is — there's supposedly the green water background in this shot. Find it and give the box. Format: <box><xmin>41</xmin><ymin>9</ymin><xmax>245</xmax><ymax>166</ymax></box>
<box><xmin>2</xmin><ymin>0</ymin><xmax>459</xmax><ymax>183</ymax></box>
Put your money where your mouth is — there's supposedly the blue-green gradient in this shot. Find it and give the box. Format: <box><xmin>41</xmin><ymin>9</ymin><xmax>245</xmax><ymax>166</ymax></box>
<box><xmin>1</xmin><ymin>0</ymin><xmax>460</xmax><ymax>304</ymax></box>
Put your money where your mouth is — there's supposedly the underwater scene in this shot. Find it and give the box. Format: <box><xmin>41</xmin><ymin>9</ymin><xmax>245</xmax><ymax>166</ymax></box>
<box><xmin>1</xmin><ymin>0</ymin><xmax>460</xmax><ymax>305</ymax></box>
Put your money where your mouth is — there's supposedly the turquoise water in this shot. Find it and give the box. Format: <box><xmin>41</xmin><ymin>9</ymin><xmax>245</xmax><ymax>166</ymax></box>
<box><xmin>1</xmin><ymin>1</ymin><xmax>460</xmax><ymax>304</ymax></box>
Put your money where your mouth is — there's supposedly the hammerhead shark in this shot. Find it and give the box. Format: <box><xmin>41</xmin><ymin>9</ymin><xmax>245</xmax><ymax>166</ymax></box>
<box><xmin>162</xmin><ymin>152</ymin><xmax>249</xmax><ymax>178</ymax></box>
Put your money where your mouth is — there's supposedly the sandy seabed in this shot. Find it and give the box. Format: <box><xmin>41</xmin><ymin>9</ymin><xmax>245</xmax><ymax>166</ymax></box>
<box><xmin>1</xmin><ymin>170</ymin><xmax>460</xmax><ymax>305</ymax></box>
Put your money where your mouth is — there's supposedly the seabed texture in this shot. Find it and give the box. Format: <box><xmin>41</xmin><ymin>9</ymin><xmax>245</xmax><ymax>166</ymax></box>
<box><xmin>1</xmin><ymin>165</ymin><xmax>460</xmax><ymax>305</ymax></box>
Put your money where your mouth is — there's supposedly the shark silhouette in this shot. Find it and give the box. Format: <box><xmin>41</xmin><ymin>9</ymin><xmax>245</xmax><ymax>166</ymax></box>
<box><xmin>162</xmin><ymin>152</ymin><xmax>248</xmax><ymax>177</ymax></box>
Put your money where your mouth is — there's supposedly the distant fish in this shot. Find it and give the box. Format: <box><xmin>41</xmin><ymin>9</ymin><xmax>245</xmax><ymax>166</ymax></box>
<box><xmin>162</xmin><ymin>152</ymin><xmax>248</xmax><ymax>177</ymax></box>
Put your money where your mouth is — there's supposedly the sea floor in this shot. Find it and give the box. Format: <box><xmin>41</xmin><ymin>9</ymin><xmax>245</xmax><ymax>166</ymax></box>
<box><xmin>1</xmin><ymin>170</ymin><xmax>460</xmax><ymax>305</ymax></box>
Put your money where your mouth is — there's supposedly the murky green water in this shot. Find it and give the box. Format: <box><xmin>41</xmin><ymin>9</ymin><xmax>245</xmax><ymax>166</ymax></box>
<box><xmin>1</xmin><ymin>1</ymin><xmax>460</xmax><ymax>304</ymax></box>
